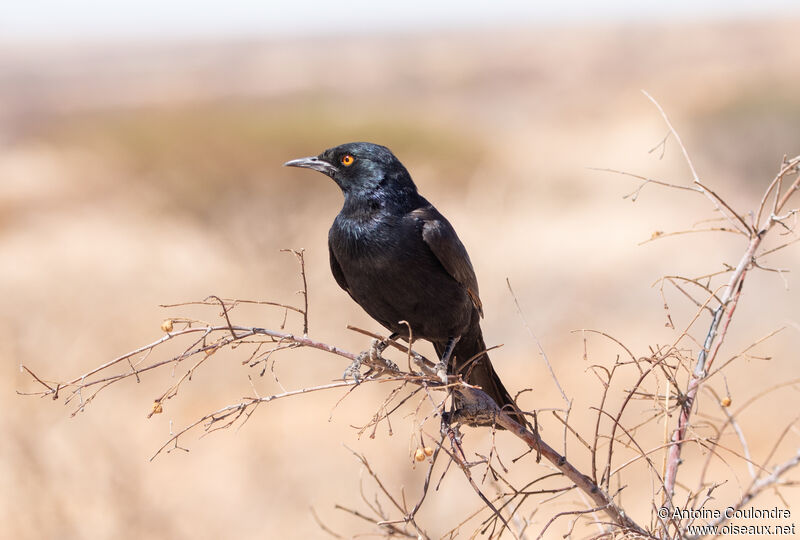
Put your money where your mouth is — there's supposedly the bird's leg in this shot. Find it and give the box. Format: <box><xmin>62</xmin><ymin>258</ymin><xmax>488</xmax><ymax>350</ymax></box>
<box><xmin>440</xmin><ymin>413</ymin><xmax>462</xmax><ymax>445</ymax></box>
<box><xmin>369</xmin><ymin>332</ymin><xmax>399</xmax><ymax>372</ymax></box>
<box><xmin>434</xmin><ymin>336</ymin><xmax>460</xmax><ymax>384</ymax></box>
<box><xmin>411</xmin><ymin>352</ymin><xmax>431</xmax><ymax>375</ymax></box>
<box><xmin>343</xmin><ymin>333</ymin><xmax>400</xmax><ymax>382</ymax></box>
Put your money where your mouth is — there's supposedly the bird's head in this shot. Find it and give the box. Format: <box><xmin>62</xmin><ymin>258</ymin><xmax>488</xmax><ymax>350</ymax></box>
<box><xmin>284</xmin><ymin>142</ymin><xmax>416</xmax><ymax>196</ymax></box>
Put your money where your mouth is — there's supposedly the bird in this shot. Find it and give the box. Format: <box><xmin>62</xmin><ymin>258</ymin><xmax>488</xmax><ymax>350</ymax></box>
<box><xmin>284</xmin><ymin>142</ymin><xmax>526</xmax><ymax>428</ymax></box>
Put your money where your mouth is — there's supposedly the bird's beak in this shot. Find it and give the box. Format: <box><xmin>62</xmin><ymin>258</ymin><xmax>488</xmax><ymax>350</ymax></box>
<box><xmin>283</xmin><ymin>156</ymin><xmax>338</xmax><ymax>177</ymax></box>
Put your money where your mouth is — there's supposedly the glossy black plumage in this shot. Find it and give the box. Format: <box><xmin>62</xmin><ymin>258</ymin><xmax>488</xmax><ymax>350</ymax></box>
<box><xmin>285</xmin><ymin>142</ymin><xmax>524</xmax><ymax>426</ymax></box>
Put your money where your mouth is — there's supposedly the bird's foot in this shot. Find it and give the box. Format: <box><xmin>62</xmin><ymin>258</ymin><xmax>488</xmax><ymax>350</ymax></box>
<box><xmin>433</xmin><ymin>360</ymin><xmax>448</xmax><ymax>384</ymax></box>
<box><xmin>345</xmin><ymin>338</ymin><xmax>398</xmax><ymax>382</ymax></box>
<box><xmin>342</xmin><ymin>355</ymin><xmax>364</xmax><ymax>383</ymax></box>
<box><xmin>379</xmin><ymin>356</ymin><xmax>399</xmax><ymax>372</ymax></box>
<box><xmin>410</xmin><ymin>352</ymin><xmax>430</xmax><ymax>375</ymax></box>
<box><xmin>362</xmin><ymin>337</ymin><xmax>398</xmax><ymax>372</ymax></box>
<box><xmin>369</xmin><ymin>337</ymin><xmax>399</xmax><ymax>372</ymax></box>
<box><xmin>440</xmin><ymin>413</ymin><xmax>462</xmax><ymax>442</ymax></box>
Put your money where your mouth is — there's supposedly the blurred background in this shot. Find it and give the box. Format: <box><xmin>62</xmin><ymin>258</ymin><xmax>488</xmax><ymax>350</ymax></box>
<box><xmin>3</xmin><ymin>2</ymin><xmax>800</xmax><ymax>538</ymax></box>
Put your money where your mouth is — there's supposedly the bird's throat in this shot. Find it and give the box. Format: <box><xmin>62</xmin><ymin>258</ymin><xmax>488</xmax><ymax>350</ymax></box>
<box><xmin>341</xmin><ymin>189</ymin><xmax>385</xmax><ymax>220</ymax></box>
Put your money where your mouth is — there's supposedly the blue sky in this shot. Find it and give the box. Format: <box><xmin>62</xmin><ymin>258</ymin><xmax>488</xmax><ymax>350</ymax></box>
<box><xmin>2</xmin><ymin>1</ymin><xmax>799</xmax><ymax>42</ymax></box>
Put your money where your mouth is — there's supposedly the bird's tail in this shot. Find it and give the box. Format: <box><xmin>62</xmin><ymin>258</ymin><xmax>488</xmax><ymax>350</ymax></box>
<box><xmin>434</xmin><ymin>326</ymin><xmax>528</xmax><ymax>429</ymax></box>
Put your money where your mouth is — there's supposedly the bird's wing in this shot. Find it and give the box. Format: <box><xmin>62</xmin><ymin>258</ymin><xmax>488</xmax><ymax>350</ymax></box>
<box><xmin>413</xmin><ymin>206</ymin><xmax>484</xmax><ymax>317</ymax></box>
<box><xmin>328</xmin><ymin>237</ymin><xmax>352</xmax><ymax>295</ymax></box>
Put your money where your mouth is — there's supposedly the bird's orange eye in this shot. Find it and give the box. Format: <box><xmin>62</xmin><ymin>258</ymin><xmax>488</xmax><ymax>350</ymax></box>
<box><xmin>341</xmin><ymin>155</ymin><xmax>355</xmax><ymax>166</ymax></box>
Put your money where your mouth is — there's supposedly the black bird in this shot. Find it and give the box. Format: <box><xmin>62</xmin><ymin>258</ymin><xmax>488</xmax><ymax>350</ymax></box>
<box><xmin>285</xmin><ymin>142</ymin><xmax>525</xmax><ymax>427</ymax></box>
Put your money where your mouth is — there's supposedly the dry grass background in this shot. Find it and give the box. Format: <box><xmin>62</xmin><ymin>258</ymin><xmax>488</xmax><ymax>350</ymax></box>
<box><xmin>2</xmin><ymin>18</ymin><xmax>800</xmax><ymax>539</ymax></box>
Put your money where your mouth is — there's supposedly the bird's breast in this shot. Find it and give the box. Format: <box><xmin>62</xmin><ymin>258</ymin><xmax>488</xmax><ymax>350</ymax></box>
<box><xmin>331</xmin><ymin>213</ymin><xmax>400</xmax><ymax>259</ymax></box>
<box><xmin>328</xmin><ymin>213</ymin><xmax>473</xmax><ymax>340</ymax></box>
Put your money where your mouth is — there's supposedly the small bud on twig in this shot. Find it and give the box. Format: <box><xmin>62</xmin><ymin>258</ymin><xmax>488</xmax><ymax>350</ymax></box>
<box><xmin>161</xmin><ymin>319</ymin><xmax>174</xmax><ymax>333</ymax></box>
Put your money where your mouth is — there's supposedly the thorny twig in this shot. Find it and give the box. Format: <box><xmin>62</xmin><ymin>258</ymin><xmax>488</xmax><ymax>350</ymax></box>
<box><xmin>597</xmin><ymin>93</ymin><xmax>800</xmax><ymax>538</ymax></box>
<box><xmin>688</xmin><ymin>449</ymin><xmax>800</xmax><ymax>539</ymax></box>
<box><xmin>662</xmin><ymin>153</ymin><xmax>800</xmax><ymax>507</ymax></box>
<box><xmin>19</xmin><ymin>301</ymin><xmax>651</xmax><ymax>537</ymax></box>
<box><xmin>19</xmin><ymin>100</ymin><xmax>800</xmax><ymax>538</ymax></box>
